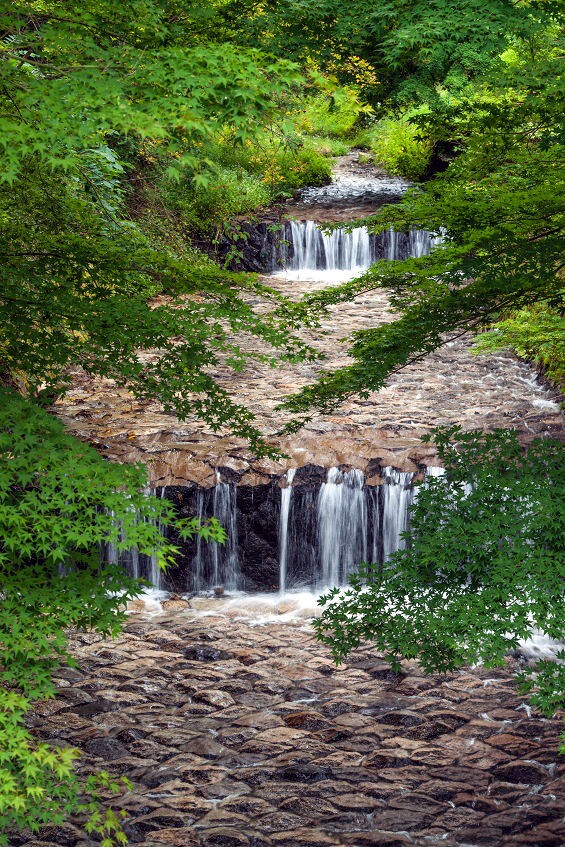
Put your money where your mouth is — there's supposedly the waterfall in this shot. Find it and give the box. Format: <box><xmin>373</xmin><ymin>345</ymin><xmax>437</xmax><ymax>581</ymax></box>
<box><xmin>317</xmin><ymin>468</ymin><xmax>368</xmax><ymax>587</ymax></box>
<box><xmin>104</xmin><ymin>467</ymin><xmax>464</xmax><ymax>593</ymax></box>
<box><xmin>367</xmin><ymin>485</ymin><xmax>380</xmax><ymax>564</ymax></box>
<box><xmin>286</xmin><ymin>220</ymin><xmax>373</xmax><ymax>273</ymax></box>
<box><xmin>210</xmin><ymin>471</ymin><xmax>240</xmax><ymax>590</ymax></box>
<box><xmin>381</xmin><ymin>468</ymin><xmax>415</xmax><ymax>562</ymax></box>
<box><xmin>103</xmin><ymin>488</ymin><xmax>167</xmax><ymax>588</ymax></box>
<box><xmin>277</xmin><ymin>221</ymin><xmax>442</xmax><ymax>273</ymax></box>
<box><xmin>148</xmin><ymin>486</ymin><xmax>166</xmax><ymax>589</ymax></box>
<box><xmin>192</xmin><ymin>490</ymin><xmax>206</xmax><ymax>590</ymax></box>
<box><xmin>279</xmin><ymin>468</ymin><xmax>296</xmax><ymax>593</ymax></box>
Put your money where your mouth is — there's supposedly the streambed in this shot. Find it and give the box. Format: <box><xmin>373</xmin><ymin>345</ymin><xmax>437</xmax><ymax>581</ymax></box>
<box><xmin>24</xmin><ymin>603</ymin><xmax>565</xmax><ymax>847</ymax></box>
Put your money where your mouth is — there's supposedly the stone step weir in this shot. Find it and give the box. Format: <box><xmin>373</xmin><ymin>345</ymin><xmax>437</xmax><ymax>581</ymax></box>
<box><xmin>109</xmin><ymin>466</ymin><xmax>449</xmax><ymax>594</ymax></box>
<box><xmin>221</xmin><ymin>219</ymin><xmax>442</xmax><ymax>273</ymax></box>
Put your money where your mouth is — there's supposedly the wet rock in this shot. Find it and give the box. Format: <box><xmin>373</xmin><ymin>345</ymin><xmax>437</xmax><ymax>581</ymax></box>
<box><xmin>125</xmin><ymin>810</ymin><xmax>187</xmax><ymax>841</ymax></box>
<box><xmin>277</xmin><ymin>796</ymin><xmax>339</xmax><ymax>817</ymax></box>
<box><xmin>148</xmin><ymin>828</ymin><xmax>199</xmax><ymax>846</ymax></box>
<box><xmin>271</xmin><ymin>828</ymin><xmax>338</xmax><ymax>847</ymax></box>
<box><xmin>279</xmin><ymin>764</ymin><xmax>333</xmax><ymax>783</ymax></box>
<box><xmin>378</xmin><ymin>710</ymin><xmax>424</xmax><ymax>728</ymax></box>
<box><xmin>83</xmin><ymin>736</ymin><xmax>130</xmax><ymax>760</ymax></box>
<box><xmin>283</xmin><ymin>711</ymin><xmax>334</xmax><ymax>731</ymax></box>
<box><xmin>162</xmin><ymin>597</ymin><xmax>191</xmax><ymax>611</ymax></box>
<box><xmin>200</xmin><ymin>828</ymin><xmax>250</xmax><ymax>847</ymax></box>
<box><xmin>362</xmin><ymin>751</ymin><xmax>411</xmax><ymax>769</ymax></box>
<box><xmin>256</xmin><ymin>811</ymin><xmax>306</xmax><ymax>832</ymax></box>
<box><xmin>331</xmin><ymin>791</ymin><xmax>384</xmax><ymax>811</ymax></box>
<box><xmin>72</xmin><ymin>698</ymin><xmax>120</xmax><ymax>716</ymax></box>
<box><xmin>184</xmin><ymin>645</ymin><xmax>233</xmax><ymax>662</ymax></box>
<box><xmin>193</xmin><ymin>689</ymin><xmax>236</xmax><ymax>708</ymax></box>
<box><xmin>27</xmin><ymin>604</ymin><xmax>565</xmax><ymax>847</ymax></box>
<box><xmin>341</xmin><ymin>835</ymin><xmax>413</xmax><ymax>847</ymax></box>
<box><xmin>493</xmin><ymin>760</ymin><xmax>551</xmax><ymax>784</ymax></box>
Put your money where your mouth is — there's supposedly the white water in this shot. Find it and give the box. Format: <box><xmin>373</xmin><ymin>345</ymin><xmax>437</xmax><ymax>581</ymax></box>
<box><xmin>277</xmin><ymin>221</ymin><xmax>443</xmax><ymax>279</ymax></box>
<box><xmin>381</xmin><ymin>468</ymin><xmax>415</xmax><ymax>562</ymax></box>
<box><xmin>317</xmin><ymin>468</ymin><xmax>367</xmax><ymax>587</ymax></box>
<box><xmin>285</xmin><ymin>220</ymin><xmax>373</xmax><ymax>274</ymax></box>
<box><xmin>211</xmin><ymin>471</ymin><xmax>240</xmax><ymax>590</ymax></box>
<box><xmin>278</xmin><ymin>468</ymin><xmax>296</xmax><ymax>594</ymax></box>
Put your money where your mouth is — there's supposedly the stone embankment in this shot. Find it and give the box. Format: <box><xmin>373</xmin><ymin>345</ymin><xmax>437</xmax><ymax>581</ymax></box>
<box><xmin>20</xmin><ymin>605</ymin><xmax>564</xmax><ymax>847</ymax></box>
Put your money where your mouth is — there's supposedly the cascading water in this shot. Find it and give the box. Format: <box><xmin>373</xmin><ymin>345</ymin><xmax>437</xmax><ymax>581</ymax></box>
<box><xmin>283</xmin><ymin>220</ymin><xmax>373</xmax><ymax>273</ymax></box>
<box><xmin>381</xmin><ymin>468</ymin><xmax>415</xmax><ymax>562</ymax></box>
<box><xmin>211</xmin><ymin>473</ymin><xmax>236</xmax><ymax>587</ymax></box>
<box><xmin>111</xmin><ymin>466</ymin><xmax>454</xmax><ymax>593</ymax></box>
<box><xmin>274</xmin><ymin>221</ymin><xmax>442</xmax><ymax>274</ymax></box>
<box><xmin>278</xmin><ymin>468</ymin><xmax>296</xmax><ymax>594</ymax></box>
<box><xmin>110</xmin><ymin>165</ymin><xmax>448</xmax><ymax>595</ymax></box>
<box><xmin>317</xmin><ymin>468</ymin><xmax>367</xmax><ymax>587</ymax></box>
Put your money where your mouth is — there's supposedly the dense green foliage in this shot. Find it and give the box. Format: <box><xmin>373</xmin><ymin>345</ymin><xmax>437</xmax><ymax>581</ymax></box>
<box><xmin>0</xmin><ymin>389</ymin><xmax>226</xmax><ymax>843</ymax></box>
<box><xmin>354</xmin><ymin>112</ymin><xmax>434</xmax><ymax>180</ymax></box>
<box><xmin>0</xmin><ymin>0</ymin><xmax>311</xmax><ymax>839</ymax></box>
<box><xmin>315</xmin><ymin>428</ymin><xmax>565</xmax><ymax>732</ymax></box>
<box><xmin>238</xmin><ymin>0</ymin><xmax>540</xmax><ymax>103</ymax></box>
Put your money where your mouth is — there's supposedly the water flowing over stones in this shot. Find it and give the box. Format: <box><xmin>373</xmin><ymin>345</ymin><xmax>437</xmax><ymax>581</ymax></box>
<box><xmin>121</xmin><ymin>467</ymin><xmax>437</xmax><ymax>593</ymax></box>
<box><xmin>317</xmin><ymin>469</ymin><xmax>367</xmax><ymax>588</ymax></box>
<box><xmin>381</xmin><ymin>469</ymin><xmax>414</xmax><ymax>562</ymax></box>
<box><xmin>28</xmin><ymin>609</ymin><xmax>564</xmax><ymax>847</ymax></box>
<box><xmin>32</xmin><ymin>153</ymin><xmax>565</xmax><ymax>847</ymax></box>
<box><xmin>278</xmin><ymin>468</ymin><xmax>296</xmax><ymax>594</ymax></box>
<box><xmin>55</xmin><ymin>149</ymin><xmax>563</xmax><ymax>491</ymax></box>
<box><xmin>241</xmin><ymin>220</ymin><xmax>443</xmax><ymax>275</ymax></box>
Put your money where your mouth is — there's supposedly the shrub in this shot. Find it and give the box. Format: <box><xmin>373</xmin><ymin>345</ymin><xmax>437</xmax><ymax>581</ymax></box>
<box><xmin>302</xmin><ymin>135</ymin><xmax>350</xmax><ymax>157</ymax></box>
<box><xmin>356</xmin><ymin>115</ymin><xmax>434</xmax><ymax>180</ymax></box>
<box><xmin>297</xmin><ymin>87</ymin><xmax>368</xmax><ymax>137</ymax></box>
<box><xmin>162</xmin><ymin>165</ymin><xmax>271</xmax><ymax>234</ymax></box>
<box><xmin>0</xmin><ymin>390</ymin><xmax>225</xmax><ymax>843</ymax></box>
<box><xmin>315</xmin><ymin>428</ymin><xmax>565</xmax><ymax>743</ymax></box>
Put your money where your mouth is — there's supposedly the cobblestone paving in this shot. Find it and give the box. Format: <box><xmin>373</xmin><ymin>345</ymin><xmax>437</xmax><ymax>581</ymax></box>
<box><xmin>19</xmin><ymin>605</ymin><xmax>565</xmax><ymax>847</ymax></box>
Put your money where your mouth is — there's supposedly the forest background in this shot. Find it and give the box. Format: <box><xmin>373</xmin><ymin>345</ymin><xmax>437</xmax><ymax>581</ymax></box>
<box><xmin>0</xmin><ymin>0</ymin><xmax>563</xmax><ymax>842</ymax></box>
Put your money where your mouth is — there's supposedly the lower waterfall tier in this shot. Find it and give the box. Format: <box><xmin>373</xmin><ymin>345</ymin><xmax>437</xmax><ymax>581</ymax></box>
<box><xmin>110</xmin><ymin>467</ymin><xmax>440</xmax><ymax>593</ymax></box>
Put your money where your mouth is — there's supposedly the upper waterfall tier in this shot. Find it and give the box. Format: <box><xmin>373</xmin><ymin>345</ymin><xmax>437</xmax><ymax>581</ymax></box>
<box><xmin>276</xmin><ymin>220</ymin><xmax>442</xmax><ymax>274</ymax></box>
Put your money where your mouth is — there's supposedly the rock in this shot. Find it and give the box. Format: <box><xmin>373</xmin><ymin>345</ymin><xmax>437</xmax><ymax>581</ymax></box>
<box><xmin>331</xmin><ymin>793</ymin><xmax>384</xmax><ymax>811</ymax></box>
<box><xmin>279</xmin><ymin>763</ymin><xmax>333</xmax><ymax>783</ymax></box>
<box><xmin>362</xmin><ymin>751</ymin><xmax>411</xmax><ymax>769</ymax></box>
<box><xmin>162</xmin><ymin>597</ymin><xmax>190</xmax><ymax>611</ymax></box>
<box><xmin>193</xmin><ymin>689</ymin><xmax>236</xmax><ymax>708</ymax></box>
<box><xmin>184</xmin><ymin>644</ymin><xmax>233</xmax><ymax>662</ymax></box>
<box><xmin>148</xmin><ymin>828</ymin><xmax>199</xmax><ymax>846</ymax></box>
<box><xmin>283</xmin><ymin>711</ymin><xmax>334</xmax><ymax>731</ymax></box>
<box><xmin>378</xmin><ymin>710</ymin><xmax>424</xmax><ymax>727</ymax></box>
<box><xmin>271</xmin><ymin>828</ymin><xmax>338</xmax><ymax>846</ymax></box>
<box><xmin>492</xmin><ymin>759</ymin><xmax>551</xmax><ymax>784</ymax></box>
<box><xmin>83</xmin><ymin>736</ymin><xmax>130</xmax><ymax>761</ymax></box>
<box><xmin>341</xmin><ymin>833</ymin><xmax>413</xmax><ymax>846</ymax></box>
<box><xmin>27</xmin><ymin>592</ymin><xmax>565</xmax><ymax>847</ymax></box>
<box><xmin>200</xmin><ymin>828</ymin><xmax>250</xmax><ymax>847</ymax></box>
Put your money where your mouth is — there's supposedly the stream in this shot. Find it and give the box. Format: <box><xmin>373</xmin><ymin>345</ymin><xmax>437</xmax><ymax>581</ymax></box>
<box><xmin>36</xmin><ymin>154</ymin><xmax>565</xmax><ymax>847</ymax></box>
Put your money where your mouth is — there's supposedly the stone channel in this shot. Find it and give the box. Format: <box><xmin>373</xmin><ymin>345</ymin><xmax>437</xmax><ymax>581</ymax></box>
<box><xmin>54</xmin><ymin>159</ymin><xmax>563</xmax><ymax>488</ymax></box>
